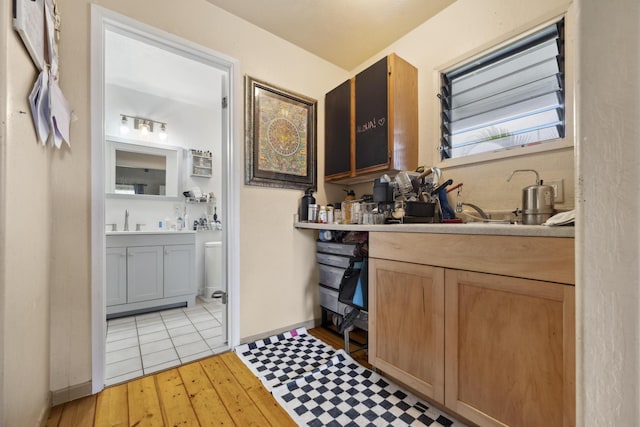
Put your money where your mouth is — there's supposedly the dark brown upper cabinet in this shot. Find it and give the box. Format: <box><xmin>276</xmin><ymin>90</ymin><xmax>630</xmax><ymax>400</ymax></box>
<box><xmin>324</xmin><ymin>53</ymin><xmax>418</xmax><ymax>184</ymax></box>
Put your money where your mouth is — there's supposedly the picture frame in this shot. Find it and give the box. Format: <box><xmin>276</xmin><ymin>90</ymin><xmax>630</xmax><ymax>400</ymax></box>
<box><xmin>245</xmin><ymin>76</ymin><xmax>317</xmax><ymax>190</ymax></box>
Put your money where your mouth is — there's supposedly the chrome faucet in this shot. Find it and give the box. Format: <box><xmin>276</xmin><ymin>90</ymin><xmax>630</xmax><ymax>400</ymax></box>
<box><xmin>456</xmin><ymin>201</ymin><xmax>490</xmax><ymax>220</ymax></box>
<box><xmin>124</xmin><ymin>210</ymin><xmax>129</xmax><ymax>231</ymax></box>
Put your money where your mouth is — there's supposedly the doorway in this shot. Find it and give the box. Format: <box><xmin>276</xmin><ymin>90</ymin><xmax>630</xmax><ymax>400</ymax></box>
<box><xmin>90</xmin><ymin>6</ymin><xmax>240</xmax><ymax>393</ymax></box>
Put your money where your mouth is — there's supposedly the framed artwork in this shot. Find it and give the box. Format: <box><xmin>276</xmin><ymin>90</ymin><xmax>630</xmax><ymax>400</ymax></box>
<box><xmin>245</xmin><ymin>76</ymin><xmax>317</xmax><ymax>190</ymax></box>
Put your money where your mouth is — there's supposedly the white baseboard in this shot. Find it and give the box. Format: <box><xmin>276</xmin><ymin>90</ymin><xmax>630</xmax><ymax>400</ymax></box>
<box><xmin>50</xmin><ymin>380</ymin><xmax>93</xmax><ymax>406</ymax></box>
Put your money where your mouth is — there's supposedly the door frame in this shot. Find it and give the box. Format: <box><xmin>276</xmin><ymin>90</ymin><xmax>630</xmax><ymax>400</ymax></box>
<box><xmin>90</xmin><ymin>5</ymin><xmax>241</xmax><ymax>393</ymax></box>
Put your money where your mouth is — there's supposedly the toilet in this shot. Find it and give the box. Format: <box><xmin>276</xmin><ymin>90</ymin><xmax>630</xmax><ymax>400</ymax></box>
<box><xmin>204</xmin><ymin>241</ymin><xmax>223</xmax><ymax>299</ymax></box>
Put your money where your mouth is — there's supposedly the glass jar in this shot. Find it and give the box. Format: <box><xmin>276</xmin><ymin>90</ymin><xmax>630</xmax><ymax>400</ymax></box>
<box><xmin>308</xmin><ymin>204</ymin><xmax>319</xmax><ymax>222</ymax></box>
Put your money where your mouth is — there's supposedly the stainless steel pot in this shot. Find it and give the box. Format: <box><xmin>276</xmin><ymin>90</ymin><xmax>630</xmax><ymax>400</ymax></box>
<box><xmin>508</xmin><ymin>169</ymin><xmax>555</xmax><ymax>225</ymax></box>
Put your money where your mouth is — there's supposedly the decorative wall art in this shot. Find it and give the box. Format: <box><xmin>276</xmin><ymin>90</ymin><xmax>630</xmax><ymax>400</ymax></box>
<box><xmin>245</xmin><ymin>76</ymin><xmax>317</xmax><ymax>190</ymax></box>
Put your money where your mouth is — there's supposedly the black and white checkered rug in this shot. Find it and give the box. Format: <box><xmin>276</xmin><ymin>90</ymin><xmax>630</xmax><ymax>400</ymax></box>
<box><xmin>236</xmin><ymin>329</ymin><xmax>466</xmax><ymax>426</ymax></box>
<box><xmin>235</xmin><ymin>327</ymin><xmax>335</xmax><ymax>391</ymax></box>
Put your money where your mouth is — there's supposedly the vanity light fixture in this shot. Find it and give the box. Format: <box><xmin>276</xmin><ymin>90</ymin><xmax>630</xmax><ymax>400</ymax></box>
<box><xmin>119</xmin><ymin>114</ymin><xmax>168</xmax><ymax>139</ymax></box>
<box><xmin>138</xmin><ymin>119</ymin><xmax>151</xmax><ymax>136</ymax></box>
<box><xmin>159</xmin><ymin>123</ymin><xmax>167</xmax><ymax>140</ymax></box>
<box><xmin>119</xmin><ymin>115</ymin><xmax>130</xmax><ymax>135</ymax></box>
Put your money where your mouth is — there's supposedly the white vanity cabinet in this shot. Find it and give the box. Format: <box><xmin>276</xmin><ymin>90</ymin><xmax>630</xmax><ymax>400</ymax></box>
<box><xmin>106</xmin><ymin>232</ymin><xmax>196</xmax><ymax>317</ymax></box>
<box><xmin>127</xmin><ymin>245</ymin><xmax>164</xmax><ymax>303</ymax></box>
<box><xmin>163</xmin><ymin>245</ymin><xmax>195</xmax><ymax>298</ymax></box>
<box><xmin>106</xmin><ymin>247</ymin><xmax>127</xmax><ymax>306</ymax></box>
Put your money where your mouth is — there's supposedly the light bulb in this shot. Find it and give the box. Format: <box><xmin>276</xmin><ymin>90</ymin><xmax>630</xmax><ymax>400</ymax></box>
<box><xmin>140</xmin><ymin>121</ymin><xmax>149</xmax><ymax>136</ymax></box>
<box><xmin>159</xmin><ymin>123</ymin><xmax>167</xmax><ymax>140</ymax></box>
<box><xmin>119</xmin><ymin>116</ymin><xmax>129</xmax><ymax>134</ymax></box>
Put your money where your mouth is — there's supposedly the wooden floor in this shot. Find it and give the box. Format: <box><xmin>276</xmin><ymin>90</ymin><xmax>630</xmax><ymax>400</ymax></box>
<box><xmin>45</xmin><ymin>327</ymin><xmax>368</xmax><ymax>427</ymax></box>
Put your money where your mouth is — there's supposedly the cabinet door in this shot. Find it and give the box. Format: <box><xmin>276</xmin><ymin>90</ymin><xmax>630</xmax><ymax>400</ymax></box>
<box><xmin>127</xmin><ymin>246</ymin><xmax>164</xmax><ymax>303</ymax></box>
<box><xmin>164</xmin><ymin>244</ymin><xmax>195</xmax><ymax>298</ymax></box>
<box><xmin>354</xmin><ymin>56</ymin><xmax>389</xmax><ymax>172</ymax></box>
<box><xmin>368</xmin><ymin>258</ymin><xmax>445</xmax><ymax>402</ymax></box>
<box><xmin>445</xmin><ymin>269</ymin><xmax>575</xmax><ymax>427</ymax></box>
<box><xmin>324</xmin><ymin>79</ymin><xmax>353</xmax><ymax>180</ymax></box>
<box><xmin>106</xmin><ymin>247</ymin><xmax>127</xmax><ymax>306</ymax></box>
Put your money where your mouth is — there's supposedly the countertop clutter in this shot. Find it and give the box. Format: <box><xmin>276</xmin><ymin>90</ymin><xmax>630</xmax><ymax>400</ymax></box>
<box><xmin>295</xmin><ymin>218</ymin><xmax>574</xmax><ymax>238</ymax></box>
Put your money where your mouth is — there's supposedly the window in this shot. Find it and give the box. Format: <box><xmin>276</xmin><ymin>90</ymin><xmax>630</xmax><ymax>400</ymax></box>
<box><xmin>439</xmin><ymin>19</ymin><xmax>565</xmax><ymax>160</ymax></box>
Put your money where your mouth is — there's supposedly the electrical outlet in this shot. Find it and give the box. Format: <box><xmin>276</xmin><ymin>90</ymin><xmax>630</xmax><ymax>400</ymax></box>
<box><xmin>547</xmin><ymin>179</ymin><xmax>564</xmax><ymax>203</ymax></box>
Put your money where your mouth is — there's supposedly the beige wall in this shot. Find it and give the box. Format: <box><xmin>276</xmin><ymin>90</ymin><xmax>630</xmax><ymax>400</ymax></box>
<box><xmin>1</xmin><ymin>0</ymin><xmax>53</xmax><ymax>425</ymax></box>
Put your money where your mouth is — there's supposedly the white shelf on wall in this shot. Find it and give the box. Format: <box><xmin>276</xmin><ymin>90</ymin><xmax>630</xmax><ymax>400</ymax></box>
<box><xmin>189</xmin><ymin>149</ymin><xmax>212</xmax><ymax>178</ymax></box>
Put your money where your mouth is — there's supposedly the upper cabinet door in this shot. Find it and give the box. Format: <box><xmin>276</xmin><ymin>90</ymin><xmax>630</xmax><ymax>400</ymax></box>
<box><xmin>324</xmin><ymin>79</ymin><xmax>353</xmax><ymax>180</ymax></box>
<box><xmin>355</xmin><ymin>56</ymin><xmax>390</xmax><ymax>172</ymax></box>
<box><xmin>323</xmin><ymin>53</ymin><xmax>418</xmax><ymax>184</ymax></box>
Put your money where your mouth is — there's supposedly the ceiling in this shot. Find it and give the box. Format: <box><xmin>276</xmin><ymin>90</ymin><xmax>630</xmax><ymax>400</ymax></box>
<box><xmin>206</xmin><ymin>0</ymin><xmax>457</xmax><ymax>70</ymax></box>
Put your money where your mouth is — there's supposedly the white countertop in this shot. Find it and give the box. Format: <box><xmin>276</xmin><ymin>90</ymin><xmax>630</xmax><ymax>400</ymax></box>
<box><xmin>294</xmin><ymin>221</ymin><xmax>574</xmax><ymax>238</ymax></box>
<box><xmin>105</xmin><ymin>230</ymin><xmax>197</xmax><ymax>236</ymax></box>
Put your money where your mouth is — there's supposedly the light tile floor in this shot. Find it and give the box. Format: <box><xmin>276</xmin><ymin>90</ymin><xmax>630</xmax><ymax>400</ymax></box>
<box><xmin>105</xmin><ymin>300</ymin><xmax>226</xmax><ymax>386</ymax></box>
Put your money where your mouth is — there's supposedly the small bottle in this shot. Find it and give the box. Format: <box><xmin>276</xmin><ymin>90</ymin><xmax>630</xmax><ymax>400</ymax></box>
<box><xmin>318</xmin><ymin>206</ymin><xmax>328</xmax><ymax>223</ymax></box>
<box><xmin>326</xmin><ymin>205</ymin><xmax>334</xmax><ymax>224</ymax></box>
<box><xmin>308</xmin><ymin>204</ymin><xmax>319</xmax><ymax>222</ymax></box>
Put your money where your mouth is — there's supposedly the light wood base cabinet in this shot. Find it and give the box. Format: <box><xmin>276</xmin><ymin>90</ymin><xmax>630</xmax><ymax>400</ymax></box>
<box><xmin>369</xmin><ymin>258</ymin><xmax>445</xmax><ymax>402</ymax></box>
<box><xmin>368</xmin><ymin>232</ymin><xmax>575</xmax><ymax>427</ymax></box>
<box><xmin>444</xmin><ymin>269</ymin><xmax>575</xmax><ymax>427</ymax></box>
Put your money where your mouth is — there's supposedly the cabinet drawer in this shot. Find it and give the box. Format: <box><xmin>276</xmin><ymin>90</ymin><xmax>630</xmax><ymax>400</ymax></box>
<box><xmin>319</xmin><ymin>264</ymin><xmax>345</xmax><ymax>290</ymax></box>
<box><xmin>370</xmin><ymin>232</ymin><xmax>575</xmax><ymax>284</ymax></box>
<box><xmin>317</xmin><ymin>252</ymin><xmax>351</xmax><ymax>269</ymax></box>
<box><xmin>319</xmin><ymin>286</ymin><xmax>339</xmax><ymax>313</ymax></box>
<box><xmin>316</xmin><ymin>241</ymin><xmax>356</xmax><ymax>257</ymax></box>
<box><xmin>319</xmin><ymin>285</ymin><xmax>350</xmax><ymax>316</ymax></box>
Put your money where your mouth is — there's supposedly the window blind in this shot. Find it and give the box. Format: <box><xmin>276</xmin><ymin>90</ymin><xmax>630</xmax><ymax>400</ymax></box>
<box><xmin>439</xmin><ymin>19</ymin><xmax>565</xmax><ymax>160</ymax></box>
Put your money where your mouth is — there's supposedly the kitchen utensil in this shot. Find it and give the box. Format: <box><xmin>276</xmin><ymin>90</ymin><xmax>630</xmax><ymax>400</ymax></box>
<box><xmin>411</xmin><ymin>168</ymin><xmax>435</xmax><ymax>201</ymax></box>
<box><xmin>437</xmin><ymin>187</ymin><xmax>456</xmax><ymax>220</ymax></box>
<box><xmin>507</xmin><ymin>169</ymin><xmax>555</xmax><ymax>225</ymax></box>
<box><xmin>430</xmin><ymin>179</ymin><xmax>453</xmax><ymax>196</ymax></box>
<box><xmin>446</xmin><ymin>182</ymin><xmax>463</xmax><ymax>193</ymax></box>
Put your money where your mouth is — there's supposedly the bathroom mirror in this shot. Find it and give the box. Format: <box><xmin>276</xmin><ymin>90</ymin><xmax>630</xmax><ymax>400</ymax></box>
<box><xmin>105</xmin><ymin>139</ymin><xmax>181</xmax><ymax>198</ymax></box>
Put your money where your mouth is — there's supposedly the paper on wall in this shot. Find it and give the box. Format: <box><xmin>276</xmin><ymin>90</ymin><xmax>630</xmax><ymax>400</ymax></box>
<box><xmin>24</xmin><ymin>0</ymin><xmax>70</xmax><ymax>149</ymax></box>
<box><xmin>28</xmin><ymin>70</ymin><xmax>50</xmax><ymax>145</ymax></box>
<box><xmin>48</xmin><ymin>77</ymin><xmax>71</xmax><ymax>148</ymax></box>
